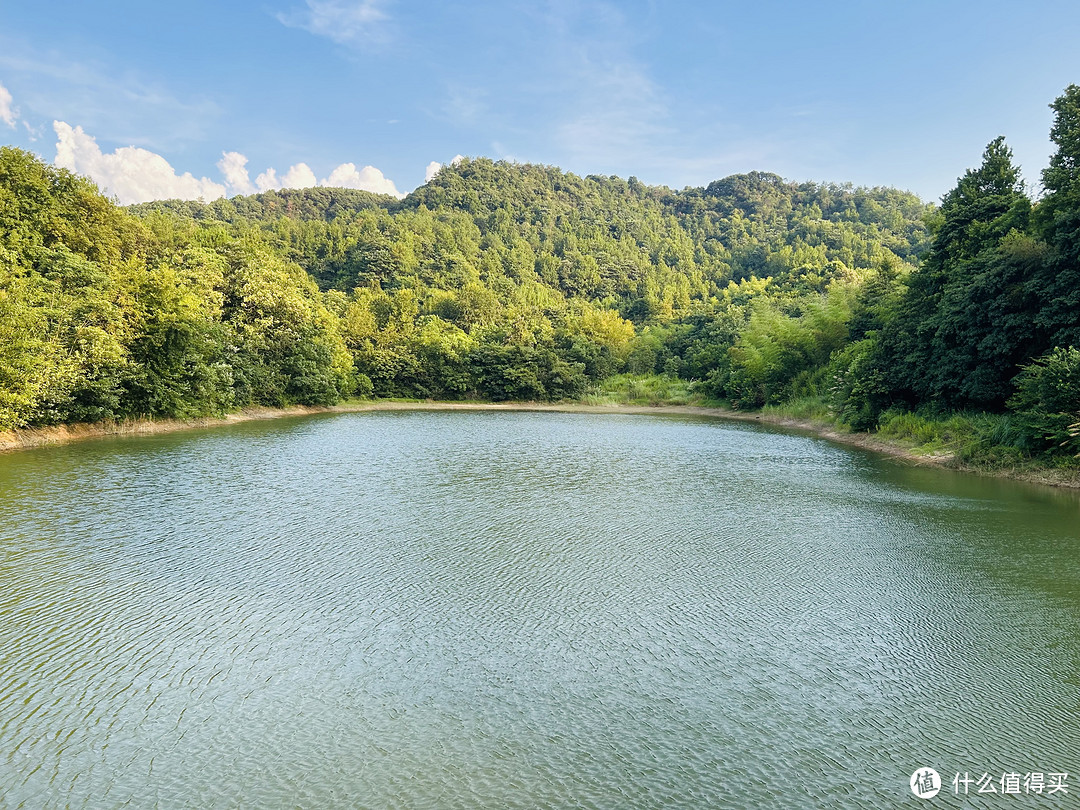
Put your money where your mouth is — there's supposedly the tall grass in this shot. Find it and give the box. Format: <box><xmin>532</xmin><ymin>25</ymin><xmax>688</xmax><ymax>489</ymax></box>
<box><xmin>875</xmin><ymin>409</ymin><xmax>1038</xmax><ymax>466</ymax></box>
<box><xmin>583</xmin><ymin>374</ymin><xmax>700</xmax><ymax>406</ymax></box>
<box><xmin>760</xmin><ymin>395</ymin><xmax>832</xmax><ymax>422</ymax></box>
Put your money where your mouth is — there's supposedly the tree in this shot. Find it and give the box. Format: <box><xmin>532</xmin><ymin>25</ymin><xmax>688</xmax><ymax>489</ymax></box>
<box><xmin>1008</xmin><ymin>347</ymin><xmax>1080</xmax><ymax>455</ymax></box>
<box><xmin>1033</xmin><ymin>84</ymin><xmax>1080</xmax><ymax>348</ymax></box>
<box><xmin>878</xmin><ymin>137</ymin><xmax>1034</xmax><ymax>409</ymax></box>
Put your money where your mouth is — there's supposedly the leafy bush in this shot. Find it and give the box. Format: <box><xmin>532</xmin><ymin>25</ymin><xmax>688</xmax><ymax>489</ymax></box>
<box><xmin>827</xmin><ymin>338</ymin><xmax>888</xmax><ymax>430</ymax></box>
<box><xmin>1008</xmin><ymin>346</ymin><xmax>1080</xmax><ymax>455</ymax></box>
<box><xmin>725</xmin><ymin>292</ymin><xmax>852</xmax><ymax>408</ymax></box>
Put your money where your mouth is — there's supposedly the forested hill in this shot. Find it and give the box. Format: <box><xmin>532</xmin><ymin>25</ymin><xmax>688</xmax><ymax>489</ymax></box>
<box><xmin>129</xmin><ymin>186</ymin><xmax>398</xmax><ymax>224</ymax></box>
<box><xmin>0</xmin><ymin>148</ymin><xmax>927</xmax><ymax>428</ymax></box>
<box><xmin>134</xmin><ymin>158</ymin><xmax>930</xmax><ymax>309</ymax></box>
<box><xmin>3</xmin><ymin>84</ymin><xmax>1079</xmax><ymax>463</ymax></box>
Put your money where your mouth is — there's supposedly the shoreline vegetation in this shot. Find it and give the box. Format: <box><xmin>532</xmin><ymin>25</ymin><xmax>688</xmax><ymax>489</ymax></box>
<box><xmin>4</xmin><ymin>394</ymin><xmax>1078</xmax><ymax>490</ymax></box>
<box><xmin>3</xmin><ymin>87</ymin><xmax>1079</xmax><ymax>488</ymax></box>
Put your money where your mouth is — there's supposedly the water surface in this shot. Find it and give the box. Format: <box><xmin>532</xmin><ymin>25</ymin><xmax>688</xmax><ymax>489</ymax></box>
<box><xmin>1</xmin><ymin>411</ymin><xmax>1078</xmax><ymax>807</ymax></box>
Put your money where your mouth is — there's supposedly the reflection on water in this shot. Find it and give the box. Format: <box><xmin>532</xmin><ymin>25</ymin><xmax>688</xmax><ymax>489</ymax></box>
<box><xmin>1</xmin><ymin>411</ymin><xmax>1078</xmax><ymax>808</ymax></box>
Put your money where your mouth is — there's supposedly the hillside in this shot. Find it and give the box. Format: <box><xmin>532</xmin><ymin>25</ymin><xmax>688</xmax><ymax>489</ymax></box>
<box><xmin>2</xmin><ymin>87</ymin><xmax>1078</xmax><ymax>465</ymax></box>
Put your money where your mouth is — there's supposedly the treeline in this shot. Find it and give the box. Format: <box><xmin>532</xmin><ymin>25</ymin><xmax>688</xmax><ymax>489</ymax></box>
<box><xmin>0</xmin><ymin>140</ymin><xmax>928</xmax><ymax>429</ymax></box>
<box><xmin>129</xmin><ymin>186</ymin><xmax>395</xmax><ymax>225</ymax></box>
<box><xmin>2</xmin><ymin>85</ymin><xmax>1077</xmax><ymax>461</ymax></box>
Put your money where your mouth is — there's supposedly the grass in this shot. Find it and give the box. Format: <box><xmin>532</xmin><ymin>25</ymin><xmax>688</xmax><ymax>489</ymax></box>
<box><xmin>339</xmin><ymin>395</ymin><xmax>437</xmax><ymax>405</ymax></box>
<box><xmin>872</xmin><ymin>408</ymin><xmax>1073</xmax><ymax>469</ymax></box>
<box><xmin>582</xmin><ymin>374</ymin><xmax>703</xmax><ymax>406</ymax></box>
<box><xmin>760</xmin><ymin>395</ymin><xmax>833</xmax><ymax>423</ymax></box>
<box><xmin>751</xmin><ymin>395</ymin><xmax>1075</xmax><ymax>476</ymax></box>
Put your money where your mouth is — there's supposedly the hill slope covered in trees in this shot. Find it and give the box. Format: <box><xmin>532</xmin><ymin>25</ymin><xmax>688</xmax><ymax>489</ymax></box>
<box><xmin>3</xmin><ymin>85</ymin><xmax>1079</xmax><ymax>462</ymax></box>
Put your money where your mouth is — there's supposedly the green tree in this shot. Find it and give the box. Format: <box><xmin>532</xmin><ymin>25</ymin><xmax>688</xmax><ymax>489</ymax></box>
<box><xmin>878</xmin><ymin>137</ymin><xmax>1034</xmax><ymax>408</ymax></box>
<box><xmin>1033</xmin><ymin>85</ymin><xmax>1080</xmax><ymax>348</ymax></box>
<box><xmin>1008</xmin><ymin>346</ymin><xmax>1080</xmax><ymax>455</ymax></box>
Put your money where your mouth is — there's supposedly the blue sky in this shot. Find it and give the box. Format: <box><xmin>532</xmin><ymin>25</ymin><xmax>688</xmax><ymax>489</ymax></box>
<box><xmin>1</xmin><ymin>0</ymin><xmax>1078</xmax><ymax>204</ymax></box>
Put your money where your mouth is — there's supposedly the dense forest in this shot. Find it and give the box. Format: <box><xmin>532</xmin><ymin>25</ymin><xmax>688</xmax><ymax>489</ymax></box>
<box><xmin>2</xmin><ymin>87</ymin><xmax>1079</xmax><ymax>461</ymax></box>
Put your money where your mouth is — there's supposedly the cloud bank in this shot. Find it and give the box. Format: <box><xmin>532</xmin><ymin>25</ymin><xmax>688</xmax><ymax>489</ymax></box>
<box><xmin>217</xmin><ymin>151</ymin><xmax>256</xmax><ymax>196</ymax></box>
<box><xmin>54</xmin><ymin>121</ymin><xmax>226</xmax><ymax>204</ymax></box>
<box><xmin>425</xmin><ymin>154</ymin><xmax>465</xmax><ymax>182</ymax></box>
<box><xmin>223</xmin><ymin>154</ymin><xmax>404</xmax><ymax>198</ymax></box>
<box><xmin>51</xmin><ymin>123</ymin><xmax>406</xmax><ymax>204</ymax></box>
<box><xmin>322</xmin><ymin>162</ymin><xmax>400</xmax><ymax>195</ymax></box>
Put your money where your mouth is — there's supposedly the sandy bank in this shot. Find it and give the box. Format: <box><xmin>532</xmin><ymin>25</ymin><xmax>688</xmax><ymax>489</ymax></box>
<box><xmin>0</xmin><ymin>406</ymin><xmax>335</xmax><ymax>452</ymax></box>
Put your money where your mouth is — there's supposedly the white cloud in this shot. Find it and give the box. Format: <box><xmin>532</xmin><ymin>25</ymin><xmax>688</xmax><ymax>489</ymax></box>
<box><xmin>53</xmin><ymin>121</ymin><xmax>225</xmax><ymax>205</ymax></box>
<box><xmin>283</xmin><ymin>162</ymin><xmax>318</xmax><ymax>188</ymax></box>
<box><xmin>217</xmin><ymin>151</ymin><xmax>256</xmax><ymax>196</ymax></box>
<box><xmin>256</xmin><ymin>164</ymin><xmax>319</xmax><ymax>192</ymax></box>
<box><xmin>424</xmin><ymin>154</ymin><xmax>465</xmax><ymax>183</ymax></box>
<box><xmin>255</xmin><ymin>167</ymin><xmax>280</xmax><ymax>193</ymax></box>
<box><xmin>49</xmin><ymin>121</ymin><xmax>405</xmax><ymax>204</ymax></box>
<box><xmin>277</xmin><ymin>0</ymin><xmax>391</xmax><ymax>47</ymax></box>
<box><xmin>0</xmin><ymin>82</ymin><xmax>17</xmax><ymax>128</ymax></box>
<box><xmin>322</xmin><ymin>162</ymin><xmax>402</xmax><ymax>196</ymax></box>
<box><xmin>23</xmin><ymin>120</ymin><xmax>44</xmax><ymax>141</ymax></box>
<box><xmin>250</xmin><ymin>158</ymin><xmax>404</xmax><ymax>198</ymax></box>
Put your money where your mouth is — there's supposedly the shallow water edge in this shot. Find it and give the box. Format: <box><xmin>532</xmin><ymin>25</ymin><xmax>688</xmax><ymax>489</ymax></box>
<box><xmin>3</xmin><ymin>400</ymin><xmax>1078</xmax><ymax>489</ymax></box>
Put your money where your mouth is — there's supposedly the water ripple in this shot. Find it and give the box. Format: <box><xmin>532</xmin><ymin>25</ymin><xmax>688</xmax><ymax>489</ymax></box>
<box><xmin>0</xmin><ymin>411</ymin><xmax>1078</xmax><ymax>808</ymax></box>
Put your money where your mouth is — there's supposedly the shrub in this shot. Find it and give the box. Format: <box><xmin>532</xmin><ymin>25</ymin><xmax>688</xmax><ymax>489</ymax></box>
<box><xmin>1008</xmin><ymin>346</ymin><xmax>1080</xmax><ymax>455</ymax></box>
<box><xmin>827</xmin><ymin>338</ymin><xmax>888</xmax><ymax>430</ymax></box>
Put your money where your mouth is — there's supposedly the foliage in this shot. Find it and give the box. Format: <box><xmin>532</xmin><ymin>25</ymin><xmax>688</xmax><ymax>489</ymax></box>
<box><xmin>724</xmin><ymin>286</ymin><xmax>854</xmax><ymax>407</ymax></box>
<box><xmin>0</xmin><ymin>147</ymin><xmax>352</xmax><ymax>428</ymax></box>
<box><xmin>21</xmin><ymin>152</ymin><xmax>926</xmax><ymax>422</ymax></box>
<box><xmin>3</xmin><ymin>86</ymin><xmax>1079</xmax><ymax>462</ymax></box>
<box><xmin>583</xmin><ymin>373</ymin><xmax>699</xmax><ymax>406</ymax></box>
<box><xmin>1007</xmin><ymin>347</ymin><xmax>1080</xmax><ymax>455</ymax></box>
<box><xmin>827</xmin><ymin>338</ymin><xmax>888</xmax><ymax>430</ymax></box>
<box><xmin>874</xmin><ymin>137</ymin><xmax>1036</xmax><ymax>409</ymax></box>
<box><xmin>1031</xmin><ymin>84</ymin><xmax>1080</xmax><ymax>350</ymax></box>
<box><xmin>759</xmin><ymin>395</ymin><xmax>832</xmax><ymax>422</ymax></box>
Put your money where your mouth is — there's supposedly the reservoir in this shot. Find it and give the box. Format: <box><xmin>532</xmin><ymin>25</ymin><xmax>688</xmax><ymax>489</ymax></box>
<box><xmin>1</xmin><ymin>410</ymin><xmax>1078</xmax><ymax>807</ymax></box>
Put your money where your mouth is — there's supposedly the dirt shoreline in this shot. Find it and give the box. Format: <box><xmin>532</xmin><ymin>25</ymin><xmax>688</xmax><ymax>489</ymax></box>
<box><xmin>3</xmin><ymin>400</ymin><xmax>1078</xmax><ymax>489</ymax></box>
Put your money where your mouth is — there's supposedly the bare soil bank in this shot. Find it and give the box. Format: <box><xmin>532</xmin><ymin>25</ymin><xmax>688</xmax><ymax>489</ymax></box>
<box><xmin>3</xmin><ymin>400</ymin><xmax>1078</xmax><ymax>489</ymax></box>
<box><xmin>0</xmin><ymin>406</ymin><xmax>336</xmax><ymax>452</ymax></box>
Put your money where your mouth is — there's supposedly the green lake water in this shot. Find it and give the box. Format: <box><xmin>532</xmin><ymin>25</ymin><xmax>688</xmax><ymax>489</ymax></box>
<box><xmin>1</xmin><ymin>410</ymin><xmax>1078</xmax><ymax>808</ymax></box>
